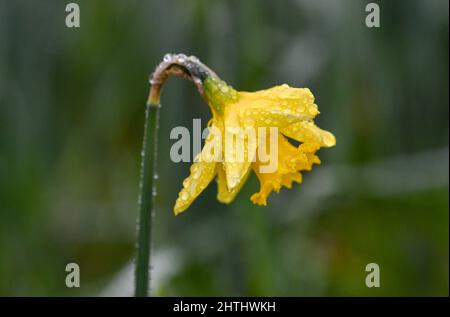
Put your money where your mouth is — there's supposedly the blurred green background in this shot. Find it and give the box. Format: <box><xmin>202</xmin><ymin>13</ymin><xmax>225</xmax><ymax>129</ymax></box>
<box><xmin>0</xmin><ymin>0</ymin><xmax>448</xmax><ymax>296</ymax></box>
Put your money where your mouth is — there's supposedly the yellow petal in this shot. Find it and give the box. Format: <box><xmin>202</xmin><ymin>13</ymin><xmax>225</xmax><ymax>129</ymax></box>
<box><xmin>173</xmin><ymin>137</ymin><xmax>219</xmax><ymax>215</ymax></box>
<box><xmin>282</xmin><ymin>121</ymin><xmax>336</xmax><ymax>148</ymax></box>
<box><xmin>216</xmin><ymin>164</ymin><xmax>249</xmax><ymax>204</ymax></box>
<box><xmin>236</xmin><ymin>84</ymin><xmax>319</xmax><ymax>128</ymax></box>
<box><xmin>222</xmin><ymin>112</ymin><xmax>256</xmax><ymax>190</ymax></box>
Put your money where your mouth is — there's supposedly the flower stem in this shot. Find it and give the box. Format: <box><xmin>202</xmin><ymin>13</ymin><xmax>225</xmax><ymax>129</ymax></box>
<box><xmin>134</xmin><ymin>53</ymin><xmax>213</xmax><ymax>296</ymax></box>
<box><xmin>134</xmin><ymin>100</ymin><xmax>160</xmax><ymax>297</ymax></box>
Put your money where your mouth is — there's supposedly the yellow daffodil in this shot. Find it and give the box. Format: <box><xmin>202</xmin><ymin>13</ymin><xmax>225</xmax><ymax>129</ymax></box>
<box><xmin>174</xmin><ymin>76</ymin><xmax>335</xmax><ymax>214</ymax></box>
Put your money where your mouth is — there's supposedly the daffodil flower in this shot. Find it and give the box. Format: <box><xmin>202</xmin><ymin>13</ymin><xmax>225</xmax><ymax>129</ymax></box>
<box><xmin>174</xmin><ymin>76</ymin><xmax>336</xmax><ymax>214</ymax></box>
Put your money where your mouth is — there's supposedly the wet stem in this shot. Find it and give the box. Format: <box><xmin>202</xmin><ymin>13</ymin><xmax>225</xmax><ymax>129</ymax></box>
<box><xmin>133</xmin><ymin>53</ymin><xmax>211</xmax><ymax>296</ymax></box>
<box><xmin>134</xmin><ymin>101</ymin><xmax>160</xmax><ymax>297</ymax></box>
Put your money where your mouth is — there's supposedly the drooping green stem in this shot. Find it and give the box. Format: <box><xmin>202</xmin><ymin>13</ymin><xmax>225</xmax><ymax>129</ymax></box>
<box><xmin>134</xmin><ymin>53</ymin><xmax>215</xmax><ymax>297</ymax></box>
<box><xmin>134</xmin><ymin>101</ymin><xmax>160</xmax><ymax>297</ymax></box>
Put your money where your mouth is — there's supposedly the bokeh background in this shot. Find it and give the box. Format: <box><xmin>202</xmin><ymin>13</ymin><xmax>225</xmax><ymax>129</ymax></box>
<box><xmin>0</xmin><ymin>0</ymin><xmax>448</xmax><ymax>296</ymax></box>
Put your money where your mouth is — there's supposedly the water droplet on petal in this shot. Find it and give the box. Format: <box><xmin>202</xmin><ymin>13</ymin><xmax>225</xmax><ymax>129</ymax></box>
<box><xmin>193</xmin><ymin>170</ymin><xmax>201</xmax><ymax>179</ymax></box>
